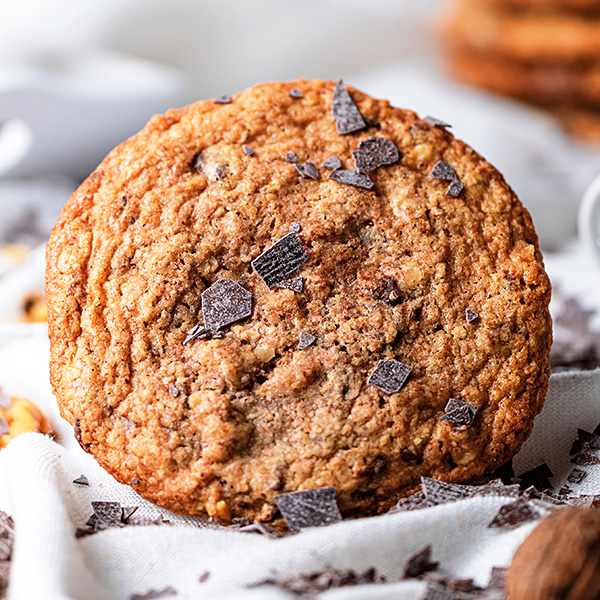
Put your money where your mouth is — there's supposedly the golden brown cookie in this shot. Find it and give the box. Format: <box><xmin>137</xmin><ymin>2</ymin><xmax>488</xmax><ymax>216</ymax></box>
<box><xmin>479</xmin><ymin>0</ymin><xmax>600</xmax><ymax>12</ymax></box>
<box><xmin>46</xmin><ymin>79</ymin><xmax>552</xmax><ymax>524</ymax></box>
<box><xmin>0</xmin><ymin>391</ymin><xmax>52</xmax><ymax>448</ymax></box>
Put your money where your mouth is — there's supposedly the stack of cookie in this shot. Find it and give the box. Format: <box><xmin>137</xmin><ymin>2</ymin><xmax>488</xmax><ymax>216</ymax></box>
<box><xmin>440</xmin><ymin>0</ymin><xmax>600</xmax><ymax>144</ymax></box>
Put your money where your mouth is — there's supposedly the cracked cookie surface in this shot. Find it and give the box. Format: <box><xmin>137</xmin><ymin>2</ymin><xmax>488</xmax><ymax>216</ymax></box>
<box><xmin>46</xmin><ymin>79</ymin><xmax>551</xmax><ymax>523</ymax></box>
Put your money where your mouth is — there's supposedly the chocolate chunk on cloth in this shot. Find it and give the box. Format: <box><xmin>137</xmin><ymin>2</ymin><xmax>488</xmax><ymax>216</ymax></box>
<box><xmin>421</xmin><ymin>478</ymin><xmax>476</xmax><ymax>504</ymax></box>
<box><xmin>440</xmin><ymin>398</ymin><xmax>477</xmax><ymax>427</ymax></box>
<box><xmin>567</xmin><ymin>468</ymin><xmax>587</xmax><ymax>484</ymax></box>
<box><xmin>367</xmin><ymin>360</ymin><xmax>411</xmax><ymax>394</ymax></box>
<box><xmin>515</xmin><ymin>463</ymin><xmax>554</xmax><ymax>492</ymax></box>
<box><xmin>352</xmin><ymin>137</ymin><xmax>400</xmax><ymax>172</ymax></box>
<box><xmin>274</xmin><ymin>486</ymin><xmax>342</xmax><ymax>533</ymax></box>
<box><xmin>488</xmin><ymin>498</ymin><xmax>541</xmax><ymax>529</ymax></box>
<box><xmin>403</xmin><ymin>545</ymin><xmax>439</xmax><ymax>578</ymax></box>
<box><xmin>328</xmin><ymin>169</ymin><xmax>374</xmax><ymax>190</ymax></box>
<box><xmin>252</xmin><ymin>232</ymin><xmax>307</xmax><ymax>289</ymax></box>
<box><xmin>73</xmin><ymin>474</ymin><xmax>89</xmax><ymax>486</ymax></box>
<box><xmin>332</xmin><ymin>80</ymin><xmax>367</xmax><ymax>135</ymax></box>
<box><xmin>129</xmin><ymin>586</ymin><xmax>177</xmax><ymax>600</ymax></box>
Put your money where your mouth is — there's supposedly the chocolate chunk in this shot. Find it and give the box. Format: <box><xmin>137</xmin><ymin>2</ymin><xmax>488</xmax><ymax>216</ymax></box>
<box><xmin>446</xmin><ymin>179</ymin><xmax>464</xmax><ymax>197</ymax></box>
<box><xmin>201</xmin><ymin>279</ymin><xmax>252</xmax><ymax>334</ymax></box>
<box><xmin>289</xmin><ymin>222</ymin><xmax>301</xmax><ymax>233</ymax></box>
<box><xmin>389</xmin><ymin>491</ymin><xmax>433</xmax><ymax>513</ymax></box>
<box><xmin>375</xmin><ymin>277</ymin><xmax>403</xmax><ymax>306</ymax></box>
<box><xmin>90</xmin><ymin>501</ymin><xmax>124</xmax><ymax>530</ymax></box>
<box><xmin>285</xmin><ymin>152</ymin><xmax>298</xmax><ymax>163</ymax></box>
<box><xmin>440</xmin><ymin>398</ymin><xmax>477</xmax><ymax>428</ymax></box>
<box><xmin>424</xmin><ymin>116</ymin><xmax>451</xmax><ymax>128</ymax></box>
<box><xmin>352</xmin><ymin>137</ymin><xmax>400</xmax><ymax>172</ymax></box>
<box><xmin>274</xmin><ymin>486</ymin><xmax>342</xmax><ymax>533</ymax></box>
<box><xmin>328</xmin><ymin>169</ymin><xmax>374</xmax><ymax>190</ymax></box>
<box><xmin>121</xmin><ymin>506</ymin><xmax>139</xmax><ymax>523</ymax></box>
<box><xmin>367</xmin><ymin>360</ymin><xmax>411</xmax><ymax>394</ymax></box>
<box><xmin>567</xmin><ymin>467</ymin><xmax>587</xmax><ymax>484</ymax></box>
<box><xmin>488</xmin><ymin>498</ymin><xmax>540</xmax><ymax>529</ymax></box>
<box><xmin>322</xmin><ymin>156</ymin><xmax>342</xmax><ymax>170</ymax></box>
<box><xmin>242</xmin><ymin>145</ymin><xmax>255</xmax><ymax>156</ymax></box>
<box><xmin>472</xmin><ymin>479</ymin><xmax>520</xmax><ymax>498</ymax></box>
<box><xmin>465</xmin><ymin>308</ymin><xmax>479</xmax><ymax>323</ymax></box>
<box><xmin>199</xmin><ymin>571</ymin><xmax>211</xmax><ymax>583</ymax></box>
<box><xmin>252</xmin><ymin>232</ymin><xmax>308</xmax><ymax>289</ymax></box>
<box><xmin>276</xmin><ymin>276</ymin><xmax>303</xmax><ymax>293</ymax></box>
<box><xmin>295</xmin><ymin>162</ymin><xmax>318</xmax><ymax>180</ymax></box>
<box><xmin>515</xmin><ymin>463</ymin><xmax>554</xmax><ymax>492</ymax></box>
<box><xmin>73</xmin><ymin>475</ymin><xmax>89</xmax><ymax>486</ymax></box>
<box><xmin>430</xmin><ymin>161</ymin><xmax>457</xmax><ymax>181</ymax></box>
<box><xmin>0</xmin><ymin>389</ymin><xmax>10</xmax><ymax>408</ymax></box>
<box><xmin>298</xmin><ymin>332</ymin><xmax>316</xmax><ymax>349</ymax></box>
<box><xmin>403</xmin><ymin>545</ymin><xmax>439</xmax><ymax>578</ymax></box>
<box><xmin>487</xmin><ymin>566</ymin><xmax>507</xmax><ymax>591</ymax></box>
<box><xmin>168</xmin><ymin>383</ymin><xmax>179</xmax><ymax>398</ymax></box>
<box><xmin>0</xmin><ymin>416</ymin><xmax>8</xmax><ymax>436</ymax></box>
<box><xmin>421</xmin><ymin>478</ymin><xmax>476</xmax><ymax>504</ymax></box>
<box><xmin>571</xmin><ymin>450</ymin><xmax>600</xmax><ymax>465</ymax></box>
<box><xmin>288</xmin><ymin>88</ymin><xmax>303</xmax><ymax>99</ymax></box>
<box><xmin>129</xmin><ymin>586</ymin><xmax>177</xmax><ymax>600</ymax></box>
<box><xmin>578</xmin><ymin>428</ymin><xmax>600</xmax><ymax>449</ymax></box>
<box><xmin>213</xmin><ymin>94</ymin><xmax>231</xmax><ymax>104</ymax></box>
<box><xmin>332</xmin><ymin>80</ymin><xmax>367</xmax><ymax>135</ymax></box>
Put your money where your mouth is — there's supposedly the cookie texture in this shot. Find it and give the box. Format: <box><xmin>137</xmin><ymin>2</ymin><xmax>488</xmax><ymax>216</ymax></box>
<box><xmin>46</xmin><ymin>79</ymin><xmax>552</xmax><ymax>523</ymax></box>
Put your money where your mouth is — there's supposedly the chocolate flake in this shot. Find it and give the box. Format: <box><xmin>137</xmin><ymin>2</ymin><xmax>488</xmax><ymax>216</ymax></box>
<box><xmin>488</xmin><ymin>498</ymin><xmax>540</xmax><ymax>529</ymax></box>
<box><xmin>73</xmin><ymin>475</ymin><xmax>89</xmax><ymax>486</ymax></box>
<box><xmin>121</xmin><ymin>506</ymin><xmax>139</xmax><ymax>523</ymax></box>
<box><xmin>567</xmin><ymin>467</ymin><xmax>587</xmax><ymax>484</ymax></box>
<box><xmin>274</xmin><ymin>486</ymin><xmax>342</xmax><ymax>533</ymax></box>
<box><xmin>129</xmin><ymin>586</ymin><xmax>177</xmax><ymax>600</ymax></box>
<box><xmin>252</xmin><ymin>232</ymin><xmax>308</xmax><ymax>289</ymax></box>
<box><xmin>424</xmin><ymin>583</ymin><xmax>455</xmax><ymax>600</ymax></box>
<box><xmin>403</xmin><ymin>545</ymin><xmax>439</xmax><ymax>578</ymax></box>
<box><xmin>446</xmin><ymin>179</ymin><xmax>464</xmax><ymax>197</ymax></box>
<box><xmin>285</xmin><ymin>152</ymin><xmax>298</xmax><ymax>163</ymax></box>
<box><xmin>213</xmin><ymin>94</ymin><xmax>232</xmax><ymax>104</ymax></box>
<box><xmin>352</xmin><ymin>137</ymin><xmax>400</xmax><ymax>173</ymax></box>
<box><xmin>298</xmin><ymin>332</ymin><xmax>316</xmax><ymax>349</ymax></box>
<box><xmin>90</xmin><ymin>501</ymin><xmax>124</xmax><ymax>529</ymax></box>
<box><xmin>332</xmin><ymin>80</ymin><xmax>367</xmax><ymax>135</ymax></box>
<box><xmin>487</xmin><ymin>566</ymin><xmax>507</xmax><ymax>591</ymax></box>
<box><xmin>472</xmin><ymin>479</ymin><xmax>520</xmax><ymax>498</ymax></box>
<box><xmin>168</xmin><ymin>383</ymin><xmax>179</xmax><ymax>398</ymax></box>
<box><xmin>571</xmin><ymin>450</ymin><xmax>600</xmax><ymax>465</ymax></box>
<box><xmin>322</xmin><ymin>156</ymin><xmax>342</xmax><ymax>170</ymax></box>
<box><xmin>465</xmin><ymin>308</ymin><xmax>479</xmax><ymax>323</ymax></box>
<box><xmin>288</xmin><ymin>88</ymin><xmax>303</xmax><ymax>99</ymax></box>
<box><xmin>201</xmin><ymin>278</ymin><xmax>252</xmax><ymax>333</ymax></box>
<box><xmin>276</xmin><ymin>276</ymin><xmax>303</xmax><ymax>293</ymax></box>
<box><xmin>236</xmin><ymin>521</ymin><xmax>282</xmax><ymax>539</ymax></box>
<box><xmin>289</xmin><ymin>222</ymin><xmax>301</xmax><ymax>233</ymax></box>
<box><xmin>430</xmin><ymin>161</ymin><xmax>457</xmax><ymax>181</ymax></box>
<box><xmin>440</xmin><ymin>398</ymin><xmax>477</xmax><ymax>427</ymax></box>
<box><xmin>421</xmin><ymin>478</ymin><xmax>476</xmax><ymax>504</ymax></box>
<box><xmin>328</xmin><ymin>169</ymin><xmax>374</xmax><ymax>190</ymax></box>
<box><xmin>367</xmin><ymin>360</ymin><xmax>411</xmax><ymax>394</ymax></box>
<box><xmin>242</xmin><ymin>145</ymin><xmax>255</xmax><ymax>156</ymax></box>
<box><xmin>295</xmin><ymin>162</ymin><xmax>318</xmax><ymax>180</ymax></box>
<box><xmin>389</xmin><ymin>491</ymin><xmax>433</xmax><ymax>513</ymax></box>
<box><xmin>424</xmin><ymin>116</ymin><xmax>452</xmax><ymax>128</ymax></box>
<box><xmin>0</xmin><ymin>416</ymin><xmax>8</xmax><ymax>436</ymax></box>
<box><xmin>515</xmin><ymin>463</ymin><xmax>554</xmax><ymax>492</ymax></box>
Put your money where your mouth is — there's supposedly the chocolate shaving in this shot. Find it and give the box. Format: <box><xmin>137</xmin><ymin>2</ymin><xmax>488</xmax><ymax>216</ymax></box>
<box><xmin>367</xmin><ymin>360</ymin><xmax>411</xmax><ymax>395</ymax></box>
<box><xmin>321</xmin><ymin>156</ymin><xmax>341</xmax><ymax>170</ymax></box>
<box><xmin>242</xmin><ymin>145</ymin><xmax>255</xmax><ymax>156</ymax></box>
<box><xmin>421</xmin><ymin>478</ymin><xmax>476</xmax><ymax>504</ymax></box>
<box><xmin>567</xmin><ymin>467</ymin><xmax>587</xmax><ymax>484</ymax></box>
<box><xmin>213</xmin><ymin>94</ymin><xmax>231</xmax><ymax>104</ymax></box>
<box><xmin>200</xmin><ymin>278</ymin><xmax>252</xmax><ymax>334</ymax></box>
<box><xmin>332</xmin><ymin>80</ymin><xmax>367</xmax><ymax>135</ymax></box>
<box><xmin>295</xmin><ymin>162</ymin><xmax>318</xmax><ymax>180</ymax></box>
<box><xmin>298</xmin><ymin>332</ymin><xmax>316</xmax><ymax>349</ymax></box>
<box><xmin>352</xmin><ymin>137</ymin><xmax>400</xmax><ymax>172</ymax></box>
<box><xmin>424</xmin><ymin>116</ymin><xmax>451</xmax><ymax>128</ymax></box>
<box><xmin>73</xmin><ymin>475</ymin><xmax>89</xmax><ymax>486</ymax></box>
<box><xmin>446</xmin><ymin>179</ymin><xmax>464</xmax><ymax>197</ymax></box>
<box><xmin>488</xmin><ymin>498</ymin><xmax>540</xmax><ymax>529</ymax></box>
<box><xmin>440</xmin><ymin>398</ymin><xmax>477</xmax><ymax>428</ymax></box>
<box><xmin>403</xmin><ymin>545</ymin><xmax>439</xmax><ymax>578</ymax></box>
<box><xmin>328</xmin><ymin>170</ymin><xmax>374</xmax><ymax>190</ymax></box>
<box><xmin>0</xmin><ymin>416</ymin><xmax>8</xmax><ymax>436</ymax></box>
<box><xmin>252</xmin><ymin>232</ymin><xmax>307</xmax><ymax>289</ymax></box>
<box><xmin>274</xmin><ymin>486</ymin><xmax>342</xmax><ymax>533</ymax></box>
<box><xmin>288</xmin><ymin>88</ymin><xmax>303</xmax><ymax>99</ymax></box>
<box><xmin>276</xmin><ymin>276</ymin><xmax>303</xmax><ymax>293</ymax></box>
<box><xmin>465</xmin><ymin>308</ymin><xmax>479</xmax><ymax>323</ymax></box>
<box><xmin>285</xmin><ymin>152</ymin><xmax>298</xmax><ymax>163</ymax></box>
<box><xmin>129</xmin><ymin>586</ymin><xmax>177</xmax><ymax>600</ymax></box>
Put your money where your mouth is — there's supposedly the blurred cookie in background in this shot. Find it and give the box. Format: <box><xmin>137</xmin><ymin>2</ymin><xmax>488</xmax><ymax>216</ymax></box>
<box><xmin>0</xmin><ymin>389</ymin><xmax>52</xmax><ymax>449</ymax></box>
<box><xmin>439</xmin><ymin>0</ymin><xmax>600</xmax><ymax>145</ymax></box>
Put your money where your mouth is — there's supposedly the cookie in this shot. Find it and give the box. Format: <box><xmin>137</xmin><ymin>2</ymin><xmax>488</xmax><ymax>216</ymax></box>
<box><xmin>442</xmin><ymin>0</ymin><xmax>600</xmax><ymax>64</ymax></box>
<box><xmin>479</xmin><ymin>0</ymin><xmax>600</xmax><ymax>12</ymax></box>
<box><xmin>446</xmin><ymin>47</ymin><xmax>600</xmax><ymax>106</ymax></box>
<box><xmin>46</xmin><ymin>79</ymin><xmax>552</xmax><ymax>524</ymax></box>
<box><xmin>552</xmin><ymin>104</ymin><xmax>600</xmax><ymax>144</ymax></box>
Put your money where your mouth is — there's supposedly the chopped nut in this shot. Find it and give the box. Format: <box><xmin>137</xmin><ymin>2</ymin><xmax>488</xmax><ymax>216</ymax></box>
<box><xmin>253</xmin><ymin>347</ymin><xmax>275</xmax><ymax>362</ymax></box>
<box><xmin>215</xmin><ymin>500</ymin><xmax>232</xmax><ymax>521</ymax></box>
<box><xmin>0</xmin><ymin>395</ymin><xmax>52</xmax><ymax>448</ymax></box>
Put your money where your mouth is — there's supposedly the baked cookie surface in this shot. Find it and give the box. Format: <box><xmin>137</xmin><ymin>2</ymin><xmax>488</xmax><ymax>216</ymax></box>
<box><xmin>46</xmin><ymin>79</ymin><xmax>552</xmax><ymax>523</ymax></box>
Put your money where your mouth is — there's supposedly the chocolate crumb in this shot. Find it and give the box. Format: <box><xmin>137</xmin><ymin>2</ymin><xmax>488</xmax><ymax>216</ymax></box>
<box><xmin>332</xmin><ymin>80</ymin><xmax>367</xmax><ymax>135</ymax></box>
<box><xmin>403</xmin><ymin>545</ymin><xmax>439</xmax><ymax>578</ymax></box>
<box><xmin>199</xmin><ymin>571</ymin><xmax>211</xmax><ymax>583</ymax></box>
<box><xmin>288</xmin><ymin>88</ymin><xmax>303</xmax><ymax>99</ymax></box>
<box><xmin>73</xmin><ymin>475</ymin><xmax>89</xmax><ymax>486</ymax></box>
<box><xmin>440</xmin><ymin>398</ymin><xmax>477</xmax><ymax>428</ymax></box>
<box><xmin>168</xmin><ymin>383</ymin><xmax>179</xmax><ymax>398</ymax></box>
<box><xmin>424</xmin><ymin>116</ymin><xmax>451</xmax><ymax>128</ymax></box>
<box><xmin>129</xmin><ymin>586</ymin><xmax>177</xmax><ymax>600</ymax></box>
<box><xmin>285</xmin><ymin>152</ymin><xmax>298</xmax><ymax>163</ymax></box>
<box><xmin>274</xmin><ymin>486</ymin><xmax>342</xmax><ymax>533</ymax></box>
<box><xmin>276</xmin><ymin>276</ymin><xmax>303</xmax><ymax>293</ymax></box>
<box><xmin>488</xmin><ymin>498</ymin><xmax>540</xmax><ymax>529</ymax></box>
<box><xmin>352</xmin><ymin>137</ymin><xmax>400</xmax><ymax>172</ymax></box>
<box><xmin>298</xmin><ymin>332</ymin><xmax>316</xmax><ymax>349</ymax></box>
<box><xmin>242</xmin><ymin>145</ymin><xmax>255</xmax><ymax>156</ymax></box>
<box><xmin>567</xmin><ymin>467</ymin><xmax>587</xmax><ymax>484</ymax></box>
<box><xmin>367</xmin><ymin>360</ymin><xmax>411</xmax><ymax>394</ymax></box>
<box><xmin>465</xmin><ymin>308</ymin><xmax>479</xmax><ymax>323</ymax></box>
<box><xmin>328</xmin><ymin>169</ymin><xmax>374</xmax><ymax>190</ymax></box>
<box><xmin>213</xmin><ymin>94</ymin><xmax>232</xmax><ymax>104</ymax></box>
<box><xmin>322</xmin><ymin>156</ymin><xmax>342</xmax><ymax>170</ymax></box>
<box><xmin>252</xmin><ymin>232</ymin><xmax>308</xmax><ymax>289</ymax></box>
